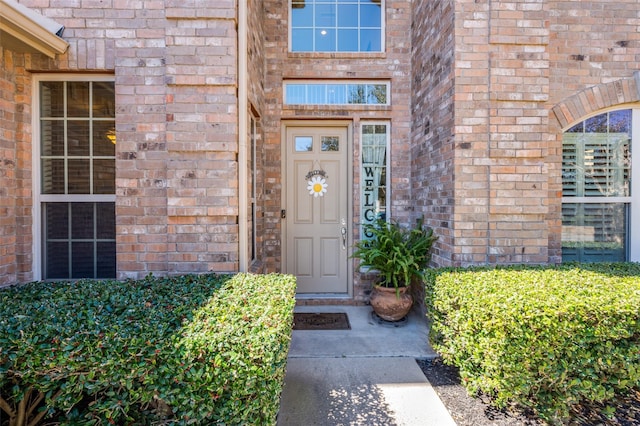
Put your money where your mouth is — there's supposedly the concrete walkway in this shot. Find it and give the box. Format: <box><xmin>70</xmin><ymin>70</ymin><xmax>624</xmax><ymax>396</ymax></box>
<box><xmin>277</xmin><ymin>305</ymin><xmax>457</xmax><ymax>426</ymax></box>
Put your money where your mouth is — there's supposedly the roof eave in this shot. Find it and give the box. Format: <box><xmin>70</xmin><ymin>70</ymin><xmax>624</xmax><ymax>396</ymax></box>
<box><xmin>0</xmin><ymin>0</ymin><xmax>69</xmax><ymax>58</ymax></box>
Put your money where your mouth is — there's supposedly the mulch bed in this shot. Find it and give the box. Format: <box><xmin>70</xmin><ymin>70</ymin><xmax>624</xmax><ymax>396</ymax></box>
<box><xmin>416</xmin><ymin>358</ymin><xmax>640</xmax><ymax>426</ymax></box>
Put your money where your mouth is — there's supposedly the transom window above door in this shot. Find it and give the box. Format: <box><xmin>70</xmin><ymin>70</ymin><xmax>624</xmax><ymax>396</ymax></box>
<box><xmin>290</xmin><ymin>0</ymin><xmax>384</xmax><ymax>52</ymax></box>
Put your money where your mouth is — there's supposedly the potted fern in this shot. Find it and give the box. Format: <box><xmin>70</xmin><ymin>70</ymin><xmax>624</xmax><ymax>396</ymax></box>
<box><xmin>352</xmin><ymin>216</ymin><xmax>437</xmax><ymax>321</ymax></box>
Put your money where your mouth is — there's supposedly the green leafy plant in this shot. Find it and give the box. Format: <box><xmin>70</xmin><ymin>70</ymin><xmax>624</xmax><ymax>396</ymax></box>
<box><xmin>424</xmin><ymin>263</ymin><xmax>640</xmax><ymax>423</ymax></box>
<box><xmin>0</xmin><ymin>273</ymin><xmax>296</xmax><ymax>426</ymax></box>
<box><xmin>352</xmin><ymin>216</ymin><xmax>437</xmax><ymax>290</ymax></box>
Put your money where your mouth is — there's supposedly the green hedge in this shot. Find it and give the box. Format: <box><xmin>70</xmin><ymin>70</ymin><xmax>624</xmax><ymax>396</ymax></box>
<box><xmin>0</xmin><ymin>273</ymin><xmax>296</xmax><ymax>425</ymax></box>
<box><xmin>424</xmin><ymin>263</ymin><xmax>640</xmax><ymax>423</ymax></box>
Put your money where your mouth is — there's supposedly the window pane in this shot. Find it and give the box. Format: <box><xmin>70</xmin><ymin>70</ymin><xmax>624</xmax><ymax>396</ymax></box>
<box><xmin>315</xmin><ymin>4</ymin><xmax>336</xmax><ymax>27</ymax></box>
<box><xmin>45</xmin><ymin>203</ymin><xmax>69</xmax><ymax>239</ymax></box>
<box><xmin>72</xmin><ymin>242</ymin><xmax>94</xmax><ymax>278</ymax></box>
<box><xmin>97</xmin><ymin>242</ymin><xmax>116</xmax><ymax>278</ymax></box>
<box><xmin>92</xmin><ymin>82</ymin><xmax>115</xmax><ymax>118</ymax></box>
<box><xmin>316</xmin><ymin>28</ymin><xmax>336</xmax><ymax>51</ymax></box>
<box><xmin>360</xmin><ymin>3</ymin><xmax>381</xmax><ymax>27</ymax></box>
<box><xmin>338</xmin><ymin>4</ymin><xmax>358</xmax><ymax>27</ymax></box>
<box><xmin>562</xmin><ymin>203</ymin><xmax>627</xmax><ymax>262</ymax></box>
<box><xmin>360</xmin><ymin>29</ymin><xmax>381</xmax><ymax>51</ymax></box>
<box><xmin>72</xmin><ymin>203</ymin><xmax>94</xmax><ymax>239</ymax></box>
<box><xmin>40</xmin><ymin>81</ymin><xmax>64</xmax><ymax>117</ymax></box>
<box><xmin>42</xmin><ymin>158</ymin><xmax>65</xmax><ymax>194</ymax></box>
<box><xmin>322</xmin><ymin>136</ymin><xmax>339</xmax><ymax>151</ymax></box>
<box><xmin>609</xmin><ymin>109</ymin><xmax>631</xmax><ymax>133</ymax></box>
<box><xmin>563</xmin><ymin>116</ymin><xmax>631</xmax><ymax>198</ymax></box>
<box><xmin>97</xmin><ymin>203</ymin><xmax>116</xmax><ymax>239</ymax></box>
<box><xmin>67</xmin><ymin>121</ymin><xmax>90</xmax><ymax>156</ymax></box>
<box><xmin>41</xmin><ymin>120</ymin><xmax>64</xmax><ymax>156</ymax></box>
<box><xmin>67</xmin><ymin>82</ymin><xmax>90</xmax><ymax>117</ymax></box>
<box><xmin>585</xmin><ymin>114</ymin><xmax>607</xmax><ymax>133</ymax></box>
<box><xmin>295</xmin><ymin>136</ymin><xmax>313</xmax><ymax>152</ymax></box>
<box><xmin>286</xmin><ymin>84</ymin><xmax>306</xmax><ymax>104</ymax></box>
<box><xmin>348</xmin><ymin>85</ymin><xmax>366</xmax><ymax>104</ymax></box>
<box><xmin>337</xmin><ymin>29</ymin><xmax>358</xmax><ymax>51</ymax></box>
<box><xmin>367</xmin><ymin>84</ymin><xmax>387</xmax><ymax>104</ymax></box>
<box><xmin>291</xmin><ymin>29</ymin><xmax>313</xmax><ymax>52</ymax></box>
<box><xmin>567</xmin><ymin>122</ymin><xmax>583</xmax><ymax>133</ymax></box>
<box><xmin>46</xmin><ymin>241</ymin><xmax>69</xmax><ymax>278</ymax></box>
<box><xmin>93</xmin><ymin>159</ymin><xmax>116</xmax><ymax>194</ymax></box>
<box><xmin>307</xmin><ymin>84</ymin><xmax>327</xmax><ymax>104</ymax></box>
<box><xmin>326</xmin><ymin>84</ymin><xmax>347</xmax><ymax>104</ymax></box>
<box><xmin>93</xmin><ymin>121</ymin><xmax>116</xmax><ymax>156</ymax></box>
<box><xmin>68</xmin><ymin>159</ymin><xmax>91</xmax><ymax>194</ymax></box>
<box><xmin>292</xmin><ymin>2</ymin><xmax>313</xmax><ymax>26</ymax></box>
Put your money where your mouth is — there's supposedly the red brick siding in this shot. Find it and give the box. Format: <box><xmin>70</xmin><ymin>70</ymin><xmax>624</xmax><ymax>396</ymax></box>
<box><xmin>410</xmin><ymin>0</ymin><xmax>456</xmax><ymax>267</ymax></box>
<box><xmin>0</xmin><ymin>48</ymin><xmax>19</xmax><ymax>287</ymax></box>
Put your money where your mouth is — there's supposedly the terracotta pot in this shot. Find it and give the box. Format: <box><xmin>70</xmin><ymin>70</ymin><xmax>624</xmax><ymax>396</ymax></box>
<box><xmin>369</xmin><ymin>285</ymin><xmax>413</xmax><ymax>322</ymax></box>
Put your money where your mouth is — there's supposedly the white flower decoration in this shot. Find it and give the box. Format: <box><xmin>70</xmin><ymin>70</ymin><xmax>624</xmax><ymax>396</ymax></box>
<box><xmin>307</xmin><ymin>176</ymin><xmax>328</xmax><ymax>197</ymax></box>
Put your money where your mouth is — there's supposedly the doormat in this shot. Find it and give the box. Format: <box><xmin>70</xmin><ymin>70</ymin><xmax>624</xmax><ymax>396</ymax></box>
<box><xmin>293</xmin><ymin>312</ymin><xmax>351</xmax><ymax>330</ymax></box>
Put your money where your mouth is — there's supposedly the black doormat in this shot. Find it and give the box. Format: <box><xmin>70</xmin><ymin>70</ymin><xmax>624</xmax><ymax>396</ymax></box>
<box><xmin>293</xmin><ymin>312</ymin><xmax>351</xmax><ymax>330</ymax></box>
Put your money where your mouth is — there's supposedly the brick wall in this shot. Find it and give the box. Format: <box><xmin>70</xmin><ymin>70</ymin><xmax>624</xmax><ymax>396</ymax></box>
<box><xmin>410</xmin><ymin>0</ymin><xmax>456</xmax><ymax>268</ymax></box>
<box><xmin>0</xmin><ymin>48</ymin><xmax>19</xmax><ymax>287</ymax></box>
<box><xmin>1</xmin><ymin>0</ymin><xmax>242</xmax><ymax>283</ymax></box>
<box><xmin>0</xmin><ymin>47</ymin><xmax>52</xmax><ymax>286</ymax></box>
<box><xmin>445</xmin><ymin>0</ymin><xmax>552</xmax><ymax>266</ymax></box>
<box><xmin>2</xmin><ymin>0</ymin><xmax>639</xmax><ymax>287</ymax></box>
<box><xmin>412</xmin><ymin>0</ymin><xmax>639</xmax><ymax>267</ymax></box>
<box><xmin>262</xmin><ymin>0</ymin><xmax>414</xmax><ymax>302</ymax></box>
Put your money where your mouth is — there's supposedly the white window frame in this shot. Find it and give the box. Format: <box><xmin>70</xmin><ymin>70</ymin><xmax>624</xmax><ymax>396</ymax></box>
<box><xmin>288</xmin><ymin>0</ymin><xmax>386</xmax><ymax>53</ymax></box>
<box><xmin>284</xmin><ymin>80</ymin><xmax>391</xmax><ymax>106</ymax></box>
<box><xmin>32</xmin><ymin>74</ymin><xmax>116</xmax><ymax>280</ymax></box>
<box><xmin>561</xmin><ymin>106</ymin><xmax>640</xmax><ymax>262</ymax></box>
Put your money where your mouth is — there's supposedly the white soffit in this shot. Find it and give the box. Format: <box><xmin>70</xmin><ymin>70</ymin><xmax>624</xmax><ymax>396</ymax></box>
<box><xmin>0</xmin><ymin>0</ymin><xmax>68</xmax><ymax>58</ymax></box>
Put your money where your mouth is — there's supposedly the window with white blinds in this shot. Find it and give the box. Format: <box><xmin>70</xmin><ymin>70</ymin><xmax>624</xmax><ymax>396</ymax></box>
<box><xmin>561</xmin><ymin>109</ymin><xmax>636</xmax><ymax>262</ymax></box>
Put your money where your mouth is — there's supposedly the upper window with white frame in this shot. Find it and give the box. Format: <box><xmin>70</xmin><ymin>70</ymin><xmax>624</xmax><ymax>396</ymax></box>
<box><xmin>290</xmin><ymin>0</ymin><xmax>384</xmax><ymax>53</ymax></box>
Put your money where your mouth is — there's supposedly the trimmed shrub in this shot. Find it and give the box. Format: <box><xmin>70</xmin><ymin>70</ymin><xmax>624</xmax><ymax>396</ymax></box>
<box><xmin>424</xmin><ymin>263</ymin><xmax>640</xmax><ymax>423</ymax></box>
<box><xmin>0</xmin><ymin>273</ymin><xmax>296</xmax><ymax>425</ymax></box>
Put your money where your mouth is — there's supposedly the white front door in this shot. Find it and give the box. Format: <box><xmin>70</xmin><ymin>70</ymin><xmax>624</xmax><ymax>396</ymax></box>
<box><xmin>284</xmin><ymin>125</ymin><xmax>349</xmax><ymax>294</ymax></box>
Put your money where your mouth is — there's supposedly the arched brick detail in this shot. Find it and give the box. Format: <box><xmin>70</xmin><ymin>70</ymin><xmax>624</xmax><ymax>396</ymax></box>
<box><xmin>552</xmin><ymin>72</ymin><xmax>640</xmax><ymax>129</ymax></box>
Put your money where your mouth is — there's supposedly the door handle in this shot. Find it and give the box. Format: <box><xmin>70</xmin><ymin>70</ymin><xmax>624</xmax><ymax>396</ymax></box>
<box><xmin>341</xmin><ymin>227</ymin><xmax>347</xmax><ymax>250</ymax></box>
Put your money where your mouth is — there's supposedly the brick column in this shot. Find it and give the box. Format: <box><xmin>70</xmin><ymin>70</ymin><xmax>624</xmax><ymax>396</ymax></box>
<box><xmin>454</xmin><ymin>0</ymin><xmax>551</xmax><ymax>265</ymax></box>
<box><xmin>0</xmin><ymin>48</ymin><xmax>19</xmax><ymax>286</ymax></box>
<box><xmin>164</xmin><ymin>4</ymin><xmax>239</xmax><ymax>274</ymax></box>
<box><xmin>115</xmin><ymin>0</ymin><xmax>170</xmax><ymax>279</ymax></box>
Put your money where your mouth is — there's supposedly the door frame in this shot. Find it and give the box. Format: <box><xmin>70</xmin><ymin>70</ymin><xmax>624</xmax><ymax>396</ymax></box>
<box><xmin>281</xmin><ymin>120</ymin><xmax>354</xmax><ymax>298</ymax></box>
